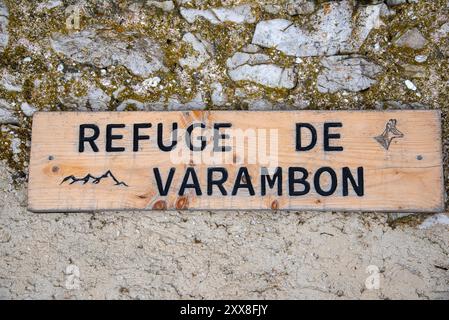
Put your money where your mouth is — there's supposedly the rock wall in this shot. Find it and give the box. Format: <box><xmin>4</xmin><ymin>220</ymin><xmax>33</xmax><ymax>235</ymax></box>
<box><xmin>0</xmin><ymin>0</ymin><xmax>448</xmax><ymax>299</ymax></box>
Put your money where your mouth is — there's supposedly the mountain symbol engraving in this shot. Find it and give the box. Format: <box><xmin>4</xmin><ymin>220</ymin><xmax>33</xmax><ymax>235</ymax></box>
<box><xmin>60</xmin><ymin>170</ymin><xmax>129</xmax><ymax>187</ymax></box>
<box><xmin>374</xmin><ymin>119</ymin><xmax>404</xmax><ymax>150</ymax></box>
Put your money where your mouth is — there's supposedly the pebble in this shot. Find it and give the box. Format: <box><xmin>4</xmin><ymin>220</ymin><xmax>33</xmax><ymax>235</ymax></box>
<box><xmin>404</xmin><ymin>79</ymin><xmax>417</xmax><ymax>91</ymax></box>
<box><xmin>0</xmin><ymin>0</ymin><xmax>9</xmax><ymax>53</ymax></box>
<box><xmin>147</xmin><ymin>1</ymin><xmax>174</xmax><ymax>12</ymax></box>
<box><xmin>145</xmin><ymin>77</ymin><xmax>161</xmax><ymax>88</ymax></box>
<box><xmin>11</xmin><ymin>137</ymin><xmax>21</xmax><ymax>154</ymax></box>
<box><xmin>414</xmin><ymin>55</ymin><xmax>428</xmax><ymax>63</ymax></box>
<box><xmin>395</xmin><ymin>28</ymin><xmax>427</xmax><ymax>50</ymax></box>
<box><xmin>20</xmin><ymin>102</ymin><xmax>37</xmax><ymax>117</ymax></box>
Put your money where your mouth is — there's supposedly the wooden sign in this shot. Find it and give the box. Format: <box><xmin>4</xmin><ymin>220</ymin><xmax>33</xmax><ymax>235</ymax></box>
<box><xmin>28</xmin><ymin>111</ymin><xmax>444</xmax><ymax>212</ymax></box>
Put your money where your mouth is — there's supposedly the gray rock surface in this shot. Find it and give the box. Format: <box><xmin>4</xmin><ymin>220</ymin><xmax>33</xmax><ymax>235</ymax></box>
<box><xmin>317</xmin><ymin>56</ymin><xmax>382</xmax><ymax>93</ymax></box>
<box><xmin>147</xmin><ymin>1</ymin><xmax>174</xmax><ymax>12</ymax></box>
<box><xmin>252</xmin><ymin>1</ymin><xmax>382</xmax><ymax>57</ymax></box>
<box><xmin>20</xmin><ymin>102</ymin><xmax>37</xmax><ymax>117</ymax></box>
<box><xmin>432</xmin><ymin>23</ymin><xmax>449</xmax><ymax>56</ymax></box>
<box><xmin>10</xmin><ymin>137</ymin><xmax>20</xmax><ymax>154</ymax></box>
<box><xmin>180</xmin><ymin>5</ymin><xmax>256</xmax><ymax>24</ymax></box>
<box><xmin>0</xmin><ymin>0</ymin><xmax>8</xmax><ymax>52</ymax></box>
<box><xmin>116</xmin><ymin>99</ymin><xmax>145</xmax><ymax>111</ymax></box>
<box><xmin>286</xmin><ymin>0</ymin><xmax>315</xmax><ymax>16</ymax></box>
<box><xmin>227</xmin><ymin>52</ymin><xmax>297</xmax><ymax>89</ymax></box>
<box><xmin>50</xmin><ymin>27</ymin><xmax>167</xmax><ymax>78</ymax></box>
<box><xmin>386</xmin><ymin>0</ymin><xmax>407</xmax><ymax>5</ymax></box>
<box><xmin>395</xmin><ymin>28</ymin><xmax>428</xmax><ymax>50</ymax></box>
<box><xmin>0</xmin><ymin>100</ymin><xmax>18</xmax><ymax>125</ymax></box>
<box><xmin>87</xmin><ymin>87</ymin><xmax>111</xmax><ymax>111</ymax></box>
<box><xmin>36</xmin><ymin>0</ymin><xmax>62</xmax><ymax>12</ymax></box>
<box><xmin>211</xmin><ymin>82</ymin><xmax>227</xmax><ymax>106</ymax></box>
<box><xmin>0</xmin><ymin>72</ymin><xmax>22</xmax><ymax>92</ymax></box>
<box><xmin>168</xmin><ymin>92</ymin><xmax>206</xmax><ymax>110</ymax></box>
<box><xmin>179</xmin><ymin>33</ymin><xmax>212</xmax><ymax>69</ymax></box>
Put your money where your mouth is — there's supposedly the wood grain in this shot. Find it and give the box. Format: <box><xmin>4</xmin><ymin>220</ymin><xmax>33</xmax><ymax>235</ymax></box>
<box><xmin>28</xmin><ymin>111</ymin><xmax>444</xmax><ymax>212</ymax></box>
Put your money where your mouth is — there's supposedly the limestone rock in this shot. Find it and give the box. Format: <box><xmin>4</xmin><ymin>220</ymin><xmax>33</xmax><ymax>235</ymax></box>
<box><xmin>180</xmin><ymin>5</ymin><xmax>256</xmax><ymax>24</ymax></box>
<box><xmin>146</xmin><ymin>1</ymin><xmax>174</xmax><ymax>12</ymax></box>
<box><xmin>0</xmin><ymin>100</ymin><xmax>18</xmax><ymax>125</ymax></box>
<box><xmin>168</xmin><ymin>92</ymin><xmax>206</xmax><ymax>110</ymax></box>
<box><xmin>286</xmin><ymin>0</ymin><xmax>315</xmax><ymax>16</ymax></box>
<box><xmin>263</xmin><ymin>4</ymin><xmax>281</xmax><ymax>15</ymax></box>
<box><xmin>241</xmin><ymin>44</ymin><xmax>261</xmax><ymax>53</ymax></box>
<box><xmin>0</xmin><ymin>227</ymin><xmax>11</xmax><ymax>243</ymax></box>
<box><xmin>179</xmin><ymin>33</ymin><xmax>213</xmax><ymax>69</ymax></box>
<box><xmin>132</xmin><ymin>77</ymin><xmax>161</xmax><ymax>94</ymax></box>
<box><xmin>0</xmin><ymin>0</ymin><xmax>8</xmax><ymax>52</ymax></box>
<box><xmin>87</xmin><ymin>87</ymin><xmax>111</xmax><ymax>110</ymax></box>
<box><xmin>432</xmin><ymin>23</ymin><xmax>449</xmax><ymax>56</ymax></box>
<box><xmin>247</xmin><ymin>99</ymin><xmax>273</xmax><ymax>111</ymax></box>
<box><xmin>252</xmin><ymin>1</ymin><xmax>382</xmax><ymax>57</ymax></box>
<box><xmin>380</xmin><ymin>3</ymin><xmax>396</xmax><ymax>17</ymax></box>
<box><xmin>50</xmin><ymin>27</ymin><xmax>167</xmax><ymax>78</ymax></box>
<box><xmin>386</xmin><ymin>0</ymin><xmax>407</xmax><ymax>5</ymax></box>
<box><xmin>375</xmin><ymin>100</ymin><xmax>428</xmax><ymax>110</ymax></box>
<box><xmin>58</xmin><ymin>92</ymin><xmax>88</xmax><ymax>110</ymax></box>
<box><xmin>36</xmin><ymin>0</ymin><xmax>63</xmax><ymax>12</ymax></box>
<box><xmin>117</xmin><ymin>99</ymin><xmax>144</xmax><ymax>111</ymax></box>
<box><xmin>10</xmin><ymin>137</ymin><xmax>21</xmax><ymax>154</ymax></box>
<box><xmin>317</xmin><ymin>56</ymin><xmax>382</xmax><ymax>93</ymax></box>
<box><xmin>20</xmin><ymin>102</ymin><xmax>37</xmax><ymax>117</ymax></box>
<box><xmin>226</xmin><ymin>52</ymin><xmax>297</xmax><ymax>89</ymax></box>
<box><xmin>400</xmin><ymin>63</ymin><xmax>428</xmax><ymax>79</ymax></box>
<box><xmin>0</xmin><ymin>72</ymin><xmax>22</xmax><ymax>92</ymax></box>
<box><xmin>226</xmin><ymin>52</ymin><xmax>271</xmax><ymax>69</ymax></box>
<box><xmin>395</xmin><ymin>28</ymin><xmax>427</xmax><ymax>50</ymax></box>
<box><xmin>211</xmin><ymin>82</ymin><xmax>227</xmax><ymax>106</ymax></box>
<box><xmin>116</xmin><ymin>99</ymin><xmax>166</xmax><ymax>111</ymax></box>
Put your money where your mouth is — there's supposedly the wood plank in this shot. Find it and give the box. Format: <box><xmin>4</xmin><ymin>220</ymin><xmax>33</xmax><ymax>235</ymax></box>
<box><xmin>28</xmin><ymin>111</ymin><xmax>444</xmax><ymax>212</ymax></box>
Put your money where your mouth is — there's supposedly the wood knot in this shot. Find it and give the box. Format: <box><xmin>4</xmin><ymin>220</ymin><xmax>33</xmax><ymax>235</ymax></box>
<box><xmin>152</xmin><ymin>200</ymin><xmax>167</xmax><ymax>210</ymax></box>
<box><xmin>271</xmin><ymin>200</ymin><xmax>279</xmax><ymax>210</ymax></box>
<box><xmin>176</xmin><ymin>196</ymin><xmax>189</xmax><ymax>210</ymax></box>
<box><xmin>52</xmin><ymin>166</ymin><xmax>59</xmax><ymax>173</ymax></box>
